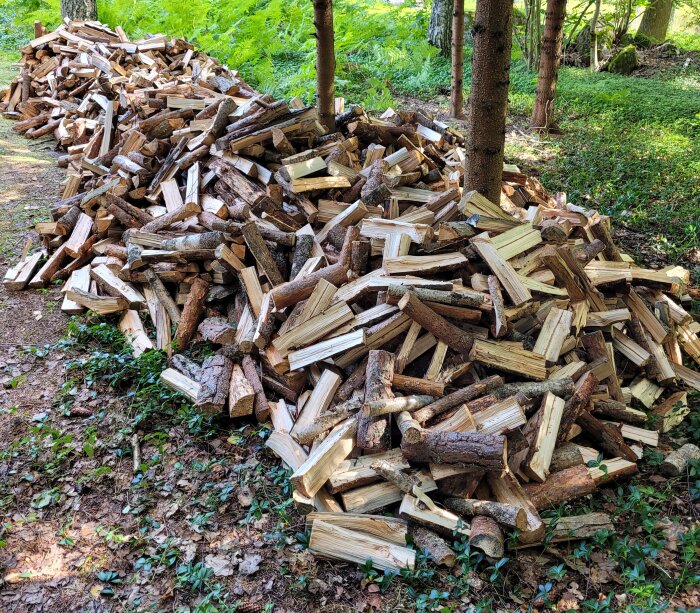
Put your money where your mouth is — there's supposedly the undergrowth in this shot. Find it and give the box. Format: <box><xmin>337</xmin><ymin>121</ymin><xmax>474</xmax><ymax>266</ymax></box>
<box><xmin>7</xmin><ymin>315</ymin><xmax>696</xmax><ymax>611</ymax></box>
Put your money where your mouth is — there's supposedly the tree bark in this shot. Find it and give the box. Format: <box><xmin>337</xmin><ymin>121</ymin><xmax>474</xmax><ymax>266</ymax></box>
<box><xmin>464</xmin><ymin>0</ymin><xmax>514</xmax><ymax>205</ymax></box>
<box><xmin>61</xmin><ymin>0</ymin><xmax>97</xmax><ymax>20</ymax></box>
<box><xmin>410</xmin><ymin>525</ymin><xmax>456</xmax><ymax>567</ymax></box>
<box><xmin>444</xmin><ymin>498</ymin><xmax>527</xmax><ymax>530</ymax></box>
<box><xmin>590</xmin><ymin>0</ymin><xmax>602</xmax><ymax>70</ymax></box>
<box><xmin>530</xmin><ymin>0</ymin><xmax>566</xmax><ymax>131</ymax></box>
<box><xmin>313</xmin><ymin>0</ymin><xmax>336</xmax><ymax>132</ymax></box>
<box><xmin>357</xmin><ymin>350</ymin><xmax>394</xmax><ymax>450</ymax></box>
<box><xmin>524</xmin><ymin>464</ymin><xmax>596</xmax><ymax>510</ymax></box>
<box><xmin>401</xmin><ymin>431</ymin><xmax>506</xmax><ymax>469</ymax></box>
<box><xmin>469</xmin><ymin>516</ymin><xmax>504</xmax><ymax>558</ymax></box>
<box><xmin>195</xmin><ymin>355</ymin><xmax>233</xmax><ymax>414</ymax></box>
<box><xmin>429</xmin><ymin>0</ymin><xmax>455</xmax><ymax>57</ymax></box>
<box><xmin>450</xmin><ymin>0</ymin><xmax>466</xmax><ymax>118</ymax></box>
<box><xmin>638</xmin><ymin>0</ymin><xmax>673</xmax><ymax>41</ymax></box>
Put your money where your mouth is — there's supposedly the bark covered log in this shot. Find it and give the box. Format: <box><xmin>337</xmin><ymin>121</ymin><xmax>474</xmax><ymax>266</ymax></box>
<box><xmin>401</xmin><ymin>431</ymin><xmax>506</xmax><ymax>469</ymax></box>
<box><xmin>358</xmin><ymin>350</ymin><xmax>394</xmax><ymax>450</ymax></box>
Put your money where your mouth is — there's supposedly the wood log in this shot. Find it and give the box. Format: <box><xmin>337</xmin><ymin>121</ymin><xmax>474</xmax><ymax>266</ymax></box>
<box><xmin>399</xmin><ymin>494</ymin><xmax>469</xmax><ymax>538</ymax></box>
<box><xmin>557</xmin><ymin>372</ymin><xmax>598</xmax><ymax>445</ymax></box>
<box><xmin>524</xmin><ymin>464</ymin><xmax>597</xmax><ymax>510</ymax></box>
<box><xmin>549</xmin><ymin>441</ymin><xmax>584</xmax><ymax>472</ymax></box>
<box><xmin>398</xmin><ymin>290</ymin><xmax>474</xmax><ymax>354</ymax></box>
<box><xmin>241</xmin><ymin>355</ymin><xmax>270</xmax><ymax>422</ymax></box>
<box><xmin>358</xmin><ymin>350</ymin><xmax>394</xmax><ymax>450</ymax></box>
<box><xmin>409</xmin><ymin>525</ymin><xmax>456</xmax><ymax>567</ymax></box>
<box><xmin>576</xmin><ymin>411</ymin><xmax>638</xmax><ymax>462</ymax></box>
<box><xmin>174</xmin><ymin>277</ymin><xmax>210</xmax><ymax>350</ymax></box>
<box><xmin>401</xmin><ymin>431</ymin><xmax>506</xmax><ymax>469</ymax></box>
<box><xmin>309</xmin><ymin>520</ymin><xmax>414</xmax><ymax>572</ymax></box>
<box><xmin>270</xmin><ymin>226</ymin><xmax>358</xmax><ymax>309</ymax></box>
<box><xmin>443</xmin><ymin>498</ymin><xmax>527</xmax><ymax>530</ymax></box>
<box><xmin>392</xmin><ymin>374</ymin><xmax>445</xmax><ymax>397</ymax></box>
<box><xmin>660</xmin><ymin>443</ymin><xmax>700</xmax><ymax>477</ymax></box>
<box><xmin>291</xmin><ymin>417</ymin><xmax>357</xmax><ymax>497</ymax></box>
<box><xmin>195</xmin><ymin>354</ymin><xmax>233</xmax><ymax>414</ymax></box>
<box><xmin>411</xmin><ymin>375</ymin><xmax>503</xmax><ymax>424</ymax></box>
<box><xmin>469</xmin><ymin>516</ymin><xmax>504</xmax><ymax>558</ymax></box>
<box><xmin>228</xmin><ymin>364</ymin><xmax>256</xmax><ymax>417</ymax></box>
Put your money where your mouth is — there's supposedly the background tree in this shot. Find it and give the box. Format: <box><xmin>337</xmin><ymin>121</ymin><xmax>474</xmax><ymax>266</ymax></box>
<box><xmin>429</xmin><ymin>0</ymin><xmax>455</xmax><ymax>56</ymax></box>
<box><xmin>638</xmin><ymin>0</ymin><xmax>673</xmax><ymax>40</ymax></box>
<box><xmin>590</xmin><ymin>0</ymin><xmax>602</xmax><ymax>69</ymax></box>
<box><xmin>313</xmin><ymin>0</ymin><xmax>336</xmax><ymax>132</ymax></box>
<box><xmin>60</xmin><ymin>0</ymin><xmax>97</xmax><ymax>20</ymax></box>
<box><xmin>450</xmin><ymin>0</ymin><xmax>466</xmax><ymax>118</ymax></box>
<box><xmin>513</xmin><ymin>0</ymin><xmax>542</xmax><ymax>71</ymax></box>
<box><xmin>530</xmin><ymin>0</ymin><xmax>566</xmax><ymax>130</ymax></box>
<box><xmin>464</xmin><ymin>0</ymin><xmax>514</xmax><ymax>205</ymax></box>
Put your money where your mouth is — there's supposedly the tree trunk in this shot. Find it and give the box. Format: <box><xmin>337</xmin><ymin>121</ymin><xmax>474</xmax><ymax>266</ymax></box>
<box><xmin>590</xmin><ymin>0</ymin><xmax>602</xmax><ymax>70</ymax></box>
<box><xmin>464</xmin><ymin>0</ymin><xmax>514</xmax><ymax>206</ymax></box>
<box><xmin>530</xmin><ymin>0</ymin><xmax>566</xmax><ymax>131</ymax></box>
<box><xmin>638</xmin><ymin>0</ymin><xmax>673</xmax><ymax>41</ymax></box>
<box><xmin>313</xmin><ymin>0</ymin><xmax>336</xmax><ymax>132</ymax></box>
<box><xmin>60</xmin><ymin>0</ymin><xmax>97</xmax><ymax>20</ymax></box>
<box><xmin>429</xmin><ymin>0</ymin><xmax>455</xmax><ymax>57</ymax></box>
<box><xmin>450</xmin><ymin>0</ymin><xmax>466</xmax><ymax>118</ymax></box>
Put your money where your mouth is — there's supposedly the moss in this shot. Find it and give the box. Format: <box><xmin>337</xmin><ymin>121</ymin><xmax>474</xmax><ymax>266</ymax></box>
<box><xmin>607</xmin><ymin>45</ymin><xmax>639</xmax><ymax>75</ymax></box>
<box><xmin>633</xmin><ymin>32</ymin><xmax>658</xmax><ymax>49</ymax></box>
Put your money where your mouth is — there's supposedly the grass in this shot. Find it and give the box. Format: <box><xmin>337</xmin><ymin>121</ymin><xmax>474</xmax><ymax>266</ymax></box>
<box><xmin>507</xmin><ymin>61</ymin><xmax>700</xmax><ymax>266</ymax></box>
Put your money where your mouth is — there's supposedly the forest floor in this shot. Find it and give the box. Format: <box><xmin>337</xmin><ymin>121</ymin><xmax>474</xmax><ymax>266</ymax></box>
<box><xmin>0</xmin><ymin>54</ymin><xmax>698</xmax><ymax>613</ymax></box>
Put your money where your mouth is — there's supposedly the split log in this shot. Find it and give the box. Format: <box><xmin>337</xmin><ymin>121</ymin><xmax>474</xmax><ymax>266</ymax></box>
<box><xmin>358</xmin><ymin>350</ymin><xmax>394</xmax><ymax>450</ymax></box>
<box><xmin>228</xmin><ymin>364</ymin><xmax>256</xmax><ymax>417</ymax></box>
<box><xmin>195</xmin><ymin>355</ymin><xmax>233</xmax><ymax>413</ymax></box>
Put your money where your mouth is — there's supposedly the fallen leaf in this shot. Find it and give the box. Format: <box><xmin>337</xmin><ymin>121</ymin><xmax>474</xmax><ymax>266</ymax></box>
<box><xmin>205</xmin><ymin>554</ymin><xmax>235</xmax><ymax>577</ymax></box>
<box><xmin>238</xmin><ymin>553</ymin><xmax>262</xmax><ymax>576</ymax></box>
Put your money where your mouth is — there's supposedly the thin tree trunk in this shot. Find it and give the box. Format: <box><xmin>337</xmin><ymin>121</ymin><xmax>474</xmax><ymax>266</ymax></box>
<box><xmin>450</xmin><ymin>0</ymin><xmax>466</xmax><ymax>118</ymax></box>
<box><xmin>590</xmin><ymin>0</ymin><xmax>602</xmax><ymax>70</ymax></box>
<box><xmin>638</xmin><ymin>0</ymin><xmax>673</xmax><ymax>41</ymax></box>
<box><xmin>429</xmin><ymin>0</ymin><xmax>455</xmax><ymax>57</ymax></box>
<box><xmin>464</xmin><ymin>0</ymin><xmax>514</xmax><ymax>205</ymax></box>
<box><xmin>530</xmin><ymin>0</ymin><xmax>567</xmax><ymax>131</ymax></box>
<box><xmin>60</xmin><ymin>0</ymin><xmax>97</xmax><ymax>20</ymax></box>
<box><xmin>313</xmin><ymin>0</ymin><xmax>336</xmax><ymax>132</ymax></box>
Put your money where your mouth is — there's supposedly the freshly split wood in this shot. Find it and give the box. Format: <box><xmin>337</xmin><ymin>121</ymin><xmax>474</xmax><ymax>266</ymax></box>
<box><xmin>3</xmin><ymin>19</ymin><xmax>698</xmax><ymax>573</ymax></box>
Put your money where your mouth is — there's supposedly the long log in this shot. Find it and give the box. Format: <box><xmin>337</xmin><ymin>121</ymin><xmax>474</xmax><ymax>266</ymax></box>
<box><xmin>398</xmin><ymin>291</ymin><xmax>474</xmax><ymax>354</ymax></box>
<box><xmin>401</xmin><ymin>431</ymin><xmax>506</xmax><ymax>469</ymax></box>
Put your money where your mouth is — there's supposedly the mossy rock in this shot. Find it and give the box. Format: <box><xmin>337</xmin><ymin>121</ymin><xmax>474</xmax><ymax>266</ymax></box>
<box><xmin>632</xmin><ymin>32</ymin><xmax>658</xmax><ymax>49</ymax></box>
<box><xmin>607</xmin><ymin>45</ymin><xmax>639</xmax><ymax>74</ymax></box>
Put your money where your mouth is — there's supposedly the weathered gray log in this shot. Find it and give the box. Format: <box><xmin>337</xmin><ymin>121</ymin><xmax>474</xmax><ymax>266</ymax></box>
<box><xmin>444</xmin><ymin>498</ymin><xmax>527</xmax><ymax>530</ymax></box>
<box><xmin>660</xmin><ymin>443</ymin><xmax>700</xmax><ymax>477</ymax></box>
<box><xmin>195</xmin><ymin>355</ymin><xmax>233</xmax><ymax>413</ymax></box>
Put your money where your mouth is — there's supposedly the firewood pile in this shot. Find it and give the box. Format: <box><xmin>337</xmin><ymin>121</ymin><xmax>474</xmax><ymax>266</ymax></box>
<box><xmin>3</xmin><ymin>20</ymin><xmax>700</xmax><ymax>571</ymax></box>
